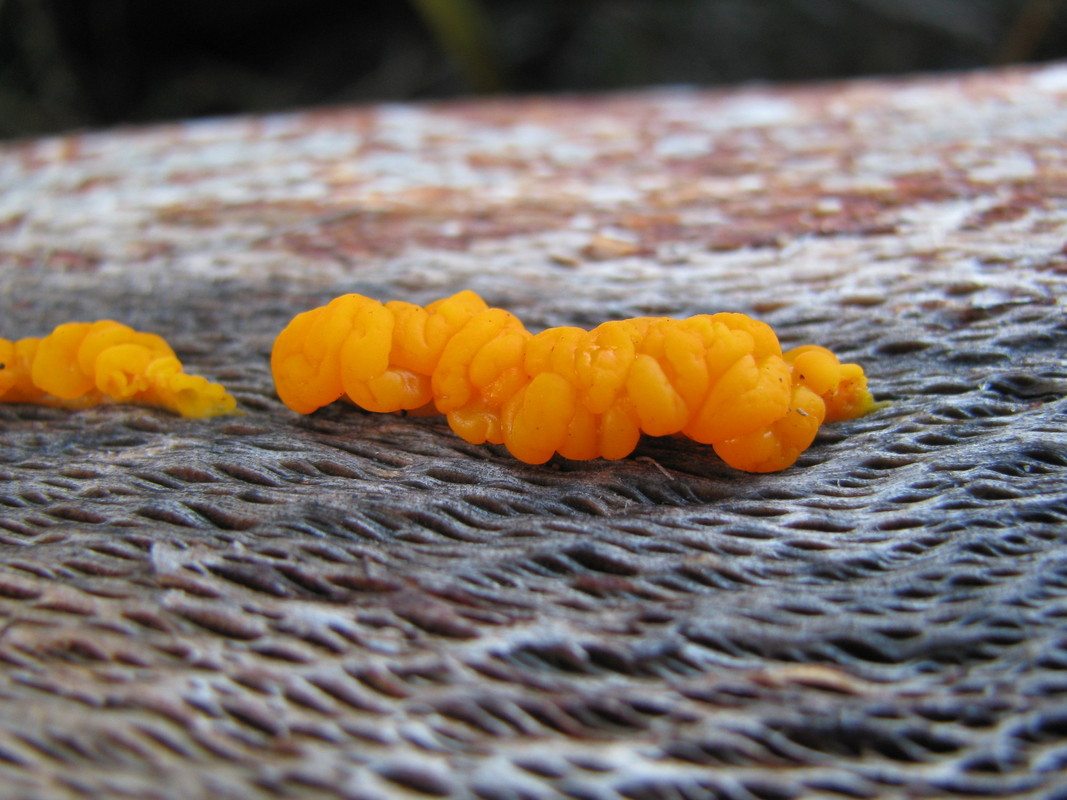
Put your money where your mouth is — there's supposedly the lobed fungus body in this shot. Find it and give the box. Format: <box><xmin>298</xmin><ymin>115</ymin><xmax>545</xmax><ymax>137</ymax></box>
<box><xmin>271</xmin><ymin>291</ymin><xmax>878</xmax><ymax>472</ymax></box>
<box><xmin>0</xmin><ymin>321</ymin><xmax>237</xmax><ymax>418</ymax></box>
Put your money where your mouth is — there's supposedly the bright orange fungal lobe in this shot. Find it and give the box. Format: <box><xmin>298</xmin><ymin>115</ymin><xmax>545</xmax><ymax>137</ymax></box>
<box><xmin>1</xmin><ymin>321</ymin><xmax>237</xmax><ymax>417</ymax></box>
<box><xmin>270</xmin><ymin>291</ymin><xmax>878</xmax><ymax>472</ymax></box>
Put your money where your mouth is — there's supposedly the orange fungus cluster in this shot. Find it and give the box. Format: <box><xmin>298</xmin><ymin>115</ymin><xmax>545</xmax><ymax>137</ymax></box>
<box><xmin>271</xmin><ymin>291</ymin><xmax>877</xmax><ymax>472</ymax></box>
<box><xmin>0</xmin><ymin>321</ymin><xmax>237</xmax><ymax>418</ymax></box>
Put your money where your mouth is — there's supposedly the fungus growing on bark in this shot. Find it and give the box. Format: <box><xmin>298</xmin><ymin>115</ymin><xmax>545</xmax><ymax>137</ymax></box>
<box><xmin>0</xmin><ymin>321</ymin><xmax>237</xmax><ymax>418</ymax></box>
<box><xmin>272</xmin><ymin>291</ymin><xmax>877</xmax><ymax>472</ymax></box>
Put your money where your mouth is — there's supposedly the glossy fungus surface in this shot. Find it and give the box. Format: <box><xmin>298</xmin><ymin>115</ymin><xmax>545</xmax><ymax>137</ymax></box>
<box><xmin>272</xmin><ymin>292</ymin><xmax>877</xmax><ymax>472</ymax></box>
<box><xmin>0</xmin><ymin>320</ymin><xmax>237</xmax><ymax>418</ymax></box>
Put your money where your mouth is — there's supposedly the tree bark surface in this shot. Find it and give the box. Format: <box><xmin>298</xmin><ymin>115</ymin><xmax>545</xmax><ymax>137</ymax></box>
<box><xmin>1</xmin><ymin>63</ymin><xmax>1066</xmax><ymax>799</ymax></box>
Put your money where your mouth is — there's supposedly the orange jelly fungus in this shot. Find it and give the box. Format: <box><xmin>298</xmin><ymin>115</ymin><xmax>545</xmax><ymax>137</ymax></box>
<box><xmin>0</xmin><ymin>321</ymin><xmax>237</xmax><ymax>418</ymax></box>
<box><xmin>271</xmin><ymin>291</ymin><xmax>878</xmax><ymax>472</ymax></box>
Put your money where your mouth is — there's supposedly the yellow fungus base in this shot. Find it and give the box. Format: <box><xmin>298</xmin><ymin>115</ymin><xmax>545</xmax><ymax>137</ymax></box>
<box><xmin>271</xmin><ymin>291</ymin><xmax>877</xmax><ymax>473</ymax></box>
<box><xmin>0</xmin><ymin>321</ymin><xmax>238</xmax><ymax>418</ymax></box>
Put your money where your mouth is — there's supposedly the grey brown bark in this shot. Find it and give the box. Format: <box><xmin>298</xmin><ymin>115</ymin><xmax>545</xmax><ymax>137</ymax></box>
<box><xmin>0</xmin><ymin>63</ymin><xmax>1065</xmax><ymax>798</ymax></box>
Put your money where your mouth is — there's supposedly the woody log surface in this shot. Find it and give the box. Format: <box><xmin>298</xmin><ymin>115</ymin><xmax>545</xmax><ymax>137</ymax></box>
<box><xmin>1</xmin><ymin>63</ymin><xmax>1066</xmax><ymax>800</ymax></box>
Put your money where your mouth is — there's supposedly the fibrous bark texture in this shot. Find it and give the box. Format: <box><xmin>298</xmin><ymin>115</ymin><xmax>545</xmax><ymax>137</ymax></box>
<box><xmin>0</xmin><ymin>63</ymin><xmax>1065</xmax><ymax>799</ymax></box>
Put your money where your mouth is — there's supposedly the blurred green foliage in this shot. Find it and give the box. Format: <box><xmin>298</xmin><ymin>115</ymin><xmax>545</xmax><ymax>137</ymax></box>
<box><xmin>1</xmin><ymin>0</ymin><xmax>1065</xmax><ymax>138</ymax></box>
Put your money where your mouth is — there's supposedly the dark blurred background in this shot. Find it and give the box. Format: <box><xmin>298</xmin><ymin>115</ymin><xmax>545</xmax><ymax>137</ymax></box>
<box><xmin>2</xmin><ymin>0</ymin><xmax>1066</xmax><ymax>140</ymax></box>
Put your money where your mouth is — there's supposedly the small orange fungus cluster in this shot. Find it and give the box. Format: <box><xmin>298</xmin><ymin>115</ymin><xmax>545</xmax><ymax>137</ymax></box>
<box><xmin>271</xmin><ymin>291</ymin><xmax>877</xmax><ymax>472</ymax></box>
<box><xmin>0</xmin><ymin>321</ymin><xmax>237</xmax><ymax>418</ymax></box>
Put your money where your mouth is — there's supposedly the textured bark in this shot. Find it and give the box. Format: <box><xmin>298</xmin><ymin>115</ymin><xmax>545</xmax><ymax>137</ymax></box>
<box><xmin>0</xmin><ymin>63</ymin><xmax>1065</xmax><ymax>799</ymax></box>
